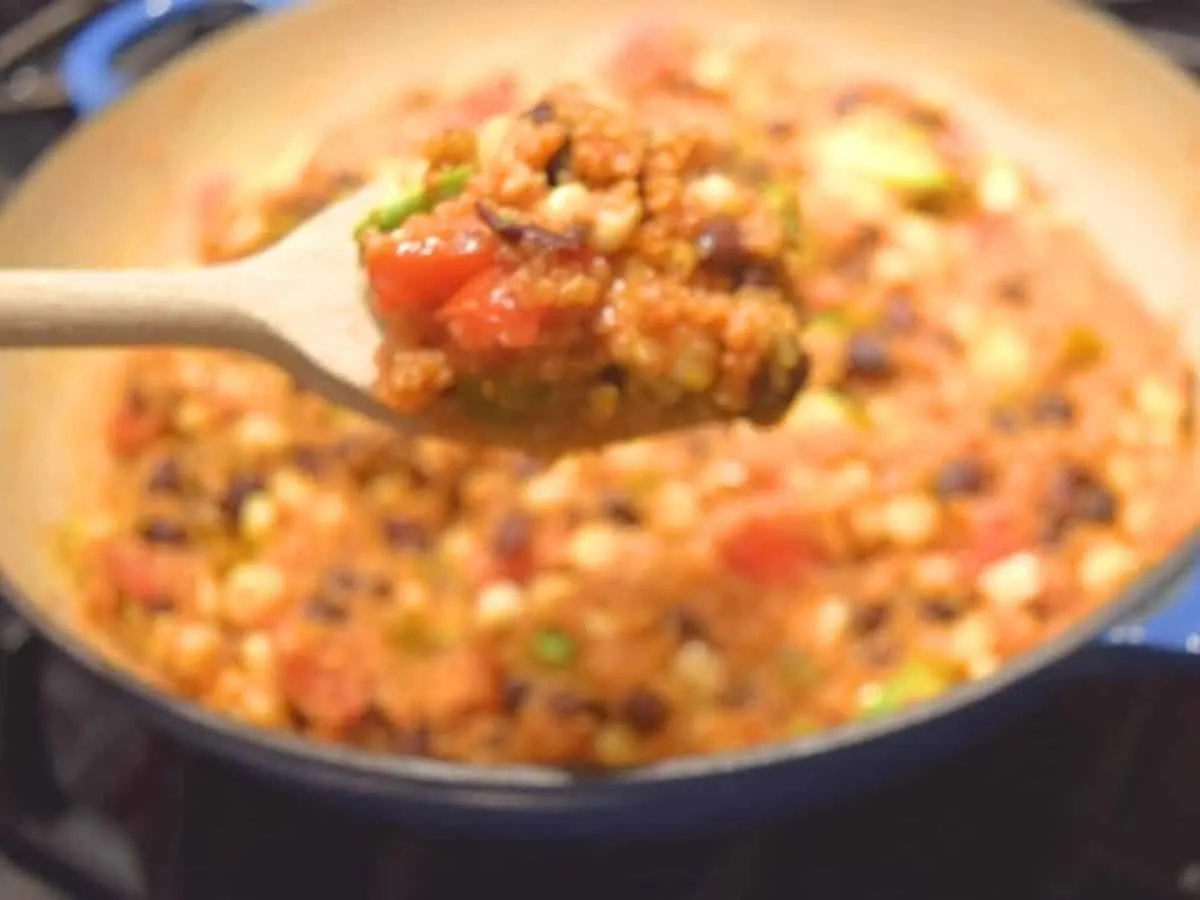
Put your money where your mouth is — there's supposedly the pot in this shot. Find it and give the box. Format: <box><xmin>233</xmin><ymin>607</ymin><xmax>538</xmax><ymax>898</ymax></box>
<box><xmin>1</xmin><ymin>0</ymin><xmax>1199</xmax><ymax>837</ymax></box>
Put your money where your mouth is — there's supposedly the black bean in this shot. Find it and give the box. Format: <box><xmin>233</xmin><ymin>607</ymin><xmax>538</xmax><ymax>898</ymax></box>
<box><xmin>492</xmin><ymin>511</ymin><xmax>533</xmax><ymax>558</ymax></box>
<box><xmin>221</xmin><ymin>473</ymin><xmax>264</xmax><ymax>523</ymax></box>
<box><xmin>502</xmin><ymin>678</ymin><xmax>531</xmax><ymax>714</ymax></box>
<box><xmin>526</xmin><ymin>100</ymin><xmax>556</xmax><ymax>123</ymax></box>
<box><xmin>291</xmin><ymin>445</ymin><xmax>326</xmax><ymax>474</ymax></box>
<box><xmin>145</xmin><ymin>458</ymin><xmax>182</xmax><ymax>493</ymax></box>
<box><xmin>667</xmin><ymin>607</ymin><xmax>709</xmax><ymax>643</ymax></box>
<box><xmin>475</xmin><ymin>200</ymin><xmax>582</xmax><ymax>251</ymax></box>
<box><xmin>852</xmin><ymin>604</ymin><xmax>890</xmax><ymax>637</ymax></box>
<box><xmin>1074</xmin><ymin>482</ymin><xmax>1117</xmax><ymax>524</ymax></box>
<box><xmin>696</xmin><ymin>217</ymin><xmax>751</xmax><ymax>276</ymax></box>
<box><xmin>382</xmin><ymin>516</ymin><xmax>430</xmax><ymax>551</ymax></box>
<box><xmin>998</xmin><ymin>278</ymin><xmax>1027</xmax><ymax>303</ymax></box>
<box><xmin>303</xmin><ymin>594</ymin><xmax>348</xmax><ymax>623</ymax></box>
<box><xmin>323</xmin><ymin>567</ymin><xmax>360</xmax><ymax>593</ymax></box>
<box><xmin>1045</xmin><ymin>464</ymin><xmax>1088</xmax><ymax>509</ymax></box>
<box><xmin>393</xmin><ymin>725</ymin><xmax>432</xmax><ymax>757</ymax></box>
<box><xmin>1037</xmin><ymin>512</ymin><xmax>1069</xmax><ymax>547</ymax></box>
<box><xmin>1044</xmin><ymin>464</ymin><xmax>1118</xmax><ymax>528</ymax></box>
<box><xmin>545</xmin><ymin>138</ymin><xmax>572</xmax><ymax>187</ymax></box>
<box><xmin>123</xmin><ymin>386</ymin><xmax>149</xmax><ymax>414</ymax></box>
<box><xmin>935</xmin><ymin>458</ymin><xmax>989</xmax><ymax>498</ymax></box>
<box><xmin>600</xmin><ymin>492</ymin><xmax>641</xmax><ymax>526</ymax></box>
<box><xmin>990</xmin><ymin>407</ymin><xmax>1021</xmax><ymax>433</ymax></box>
<box><xmin>739</xmin><ymin>261</ymin><xmax>783</xmax><ymax>289</ymax></box>
<box><xmin>143</xmin><ymin>594</ymin><xmax>176</xmax><ymax>613</ymax></box>
<box><xmin>748</xmin><ymin>353</ymin><xmax>810</xmax><ymax>422</ymax></box>
<box><xmin>598</xmin><ymin>365</ymin><xmax>628</xmax><ymax>390</ymax></box>
<box><xmin>784</xmin><ymin>353</ymin><xmax>812</xmax><ymax>397</ymax></box>
<box><xmin>882</xmin><ymin>292</ymin><xmax>918</xmax><ymax>332</ymax></box>
<box><xmin>138</xmin><ymin>518</ymin><xmax>188</xmax><ymax>545</ymax></box>
<box><xmin>920</xmin><ymin>598</ymin><xmax>963</xmax><ymax>623</ymax></box>
<box><xmin>845</xmin><ymin>333</ymin><xmax>894</xmax><ymax>380</ymax></box>
<box><xmin>1032</xmin><ymin>391</ymin><xmax>1075</xmax><ymax>425</ymax></box>
<box><xmin>622</xmin><ymin>688</ymin><xmax>671</xmax><ymax>735</ymax></box>
<box><xmin>547</xmin><ymin>691</ymin><xmax>604</xmax><ymax>719</ymax></box>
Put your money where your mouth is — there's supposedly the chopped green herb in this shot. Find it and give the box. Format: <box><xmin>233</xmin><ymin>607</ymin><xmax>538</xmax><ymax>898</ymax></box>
<box><xmin>532</xmin><ymin>628</ymin><xmax>576</xmax><ymax>667</ymax></box>
<box><xmin>370</xmin><ymin>192</ymin><xmax>430</xmax><ymax>233</ymax></box>
<box><xmin>856</xmin><ymin>659</ymin><xmax>952</xmax><ymax>719</ymax></box>
<box><xmin>429</xmin><ymin>164</ymin><xmax>474</xmax><ymax>203</ymax></box>
<box><xmin>354</xmin><ymin>164</ymin><xmax>476</xmax><ymax>237</ymax></box>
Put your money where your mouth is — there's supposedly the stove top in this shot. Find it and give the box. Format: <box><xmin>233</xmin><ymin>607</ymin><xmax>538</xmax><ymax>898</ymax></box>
<box><xmin>5</xmin><ymin>2</ymin><xmax>1200</xmax><ymax>899</ymax></box>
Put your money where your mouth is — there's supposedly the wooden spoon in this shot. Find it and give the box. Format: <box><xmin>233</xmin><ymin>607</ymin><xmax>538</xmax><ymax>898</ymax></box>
<box><xmin>0</xmin><ymin>184</ymin><xmax>402</xmax><ymax>426</ymax></box>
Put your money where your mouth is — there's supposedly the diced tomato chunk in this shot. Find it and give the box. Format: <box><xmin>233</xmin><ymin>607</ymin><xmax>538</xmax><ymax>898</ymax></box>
<box><xmin>714</xmin><ymin>504</ymin><xmax>814</xmax><ymax>586</ymax></box>
<box><xmin>958</xmin><ymin>502</ymin><xmax>1029</xmax><ymax>577</ymax></box>
<box><xmin>107</xmin><ymin>408</ymin><xmax>165</xmax><ymax>457</ymax></box>
<box><xmin>439</xmin><ymin>268</ymin><xmax>546</xmax><ymax>352</ymax></box>
<box><xmin>103</xmin><ymin>540</ymin><xmax>195</xmax><ymax>605</ymax></box>
<box><xmin>364</xmin><ymin>216</ymin><xmax>499</xmax><ymax>315</ymax></box>
<box><xmin>279</xmin><ymin>638</ymin><xmax>375</xmax><ymax>731</ymax></box>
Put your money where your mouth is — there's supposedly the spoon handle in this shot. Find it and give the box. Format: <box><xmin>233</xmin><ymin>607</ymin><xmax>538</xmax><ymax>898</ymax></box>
<box><xmin>0</xmin><ymin>266</ymin><xmax>263</xmax><ymax>349</ymax></box>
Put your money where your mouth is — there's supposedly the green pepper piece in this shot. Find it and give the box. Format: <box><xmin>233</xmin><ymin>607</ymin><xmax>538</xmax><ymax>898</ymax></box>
<box><xmin>857</xmin><ymin>659</ymin><xmax>953</xmax><ymax>719</ymax></box>
<box><xmin>532</xmin><ymin>628</ymin><xmax>576</xmax><ymax>667</ymax></box>
<box><xmin>429</xmin><ymin>164</ymin><xmax>474</xmax><ymax>203</ymax></box>
<box><xmin>354</xmin><ymin>164</ymin><xmax>476</xmax><ymax>238</ymax></box>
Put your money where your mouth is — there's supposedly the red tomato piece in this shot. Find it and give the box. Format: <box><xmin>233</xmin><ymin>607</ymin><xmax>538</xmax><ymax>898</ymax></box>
<box><xmin>959</xmin><ymin>502</ymin><xmax>1028</xmax><ymax>577</ymax></box>
<box><xmin>279</xmin><ymin>639</ymin><xmax>375</xmax><ymax>731</ymax></box>
<box><xmin>364</xmin><ymin>218</ymin><xmax>499</xmax><ymax>316</ymax></box>
<box><xmin>107</xmin><ymin>408</ymin><xmax>165</xmax><ymax>457</ymax></box>
<box><xmin>103</xmin><ymin>540</ymin><xmax>195</xmax><ymax>606</ymax></box>
<box><xmin>439</xmin><ymin>268</ymin><xmax>546</xmax><ymax>352</ymax></box>
<box><xmin>715</xmin><ymin>505</ymin><xmax>814</xmax><ymax>586</ymax></box>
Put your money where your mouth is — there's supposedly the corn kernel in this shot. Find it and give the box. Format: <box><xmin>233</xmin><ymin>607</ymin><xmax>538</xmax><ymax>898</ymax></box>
<box><xmin>476</xmin><ymin>581</ymin><xmax>524</xmax><ymax>627</ymax></box>
<box><xmin>881</xmin><ymin>494</ymin><xmax>941</xmax><ymax>548</ymax></box>
<box><xmin>978</xmin><ymin>552</ymin><xmax>1044</xmax><ymax>608</ymax></box>
<box><xmin>1078</xmin><ymin>540</ymin><xmax>1138</xmax><ymax>594</ymax></box>
<box><xmin>686</xmin><ymin>173</ymin><xmax>741</xmax><ymax>216</ymax></box>
<box><xmin>221</xmin><ymin>562</ymin><xmax>286</xmax><ymax>628</ymax></box>
<box><xmin>238</xmin><ymin>494</ymin><xmax>278</xmax><ymax>541</ymax></box>
<box><xmin>568</xmin><ymin>524</ymin><xmax>622</xmax><ymax>573</ymax></box>
<box><xmin>541</xmin><ymin>183</ymin><xmax>590</xmax><ymax>227</ymax></box>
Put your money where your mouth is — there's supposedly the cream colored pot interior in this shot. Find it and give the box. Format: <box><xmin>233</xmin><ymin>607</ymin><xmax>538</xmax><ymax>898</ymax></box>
<box><xmin>0</xmin><ymin>0</ymin><xmax>1199</xmax><ymax>650</ymax></box>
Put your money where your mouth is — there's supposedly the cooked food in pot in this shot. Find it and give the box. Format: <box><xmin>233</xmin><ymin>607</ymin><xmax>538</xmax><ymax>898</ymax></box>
<box><xmin>357</xmin><ymin>86</ymin><xmax>811</xmax><ymax>447</ymax></box>
<box><xmin>61</xmin><ymin>25</ymin><xmax>1198</xmax><ymax>768</ymax></box>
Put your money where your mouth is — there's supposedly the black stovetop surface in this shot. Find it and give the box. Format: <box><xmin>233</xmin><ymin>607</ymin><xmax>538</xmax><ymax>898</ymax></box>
<box><xmin>4</xmin><ymin>2</ymin><xmax>1200</xmax><ymax>899</ymax></box>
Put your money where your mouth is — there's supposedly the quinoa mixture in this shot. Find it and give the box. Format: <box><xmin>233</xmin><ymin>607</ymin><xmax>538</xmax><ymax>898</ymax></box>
<box><xmin>62</xmin><ymin>26</ymin><xmax>1198</xmax><ymax>768</ymax></box>
<box><xmin>358</xmin><ymin>85</ymin><xmax>811</xmax><ymax>447</ymax></box>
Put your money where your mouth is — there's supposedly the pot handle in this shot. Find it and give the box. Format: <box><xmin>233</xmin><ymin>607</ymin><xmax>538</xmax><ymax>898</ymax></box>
<box><xmin>1101</xmin><ymin>551</ymin><xmax>1200</xmax><ymax>655</ymax></box>
<box><xmin>61</xmin><ymin>0</ymin><xmax>299</xmax><ymax>116</ymax></box>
